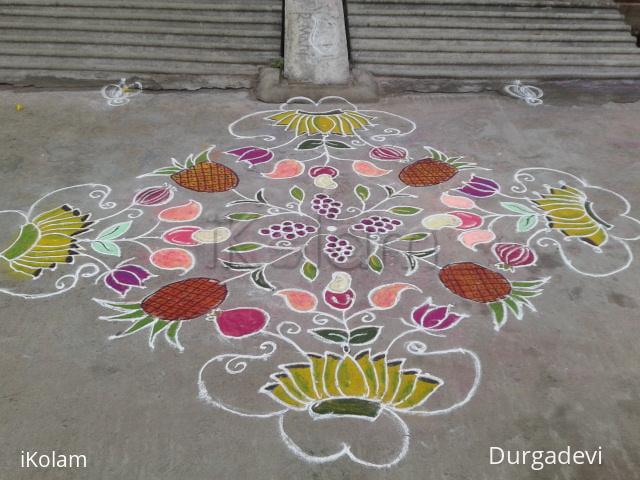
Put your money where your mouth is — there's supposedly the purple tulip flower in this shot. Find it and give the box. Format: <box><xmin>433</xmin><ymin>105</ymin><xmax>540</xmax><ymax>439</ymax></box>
<box><xmin>456</xmin><ymin>175</ymin><xmax>501</xmax><ymax>198</ymax></box>
<box><xmin>227</xmin><ymin>146</ymin><xmax>274</xmax><ymax>166</ymax></box>
<box><xmin>104</xmin><ymin>264</ymin><xmax>152</xmax><ymax>297</ymax></box>
<box><xmin>412</xmin><ymin>300</ymin><xmax>465</xmax><ymax>331</ymax></box>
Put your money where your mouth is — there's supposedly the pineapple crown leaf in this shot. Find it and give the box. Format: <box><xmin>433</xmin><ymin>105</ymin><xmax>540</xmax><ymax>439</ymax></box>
<box><xmin>93</xmin><ymin>298</ymin><xmax>142</xmax><ymax>312</ymax></box>
<box><xmin>112</xmin><ymin>315</ymin><xmax>155</xmax><ymax>337</ymax></box>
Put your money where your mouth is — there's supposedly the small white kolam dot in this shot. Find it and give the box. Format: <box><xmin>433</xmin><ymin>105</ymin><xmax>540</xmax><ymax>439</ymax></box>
<box><xmin>327</xmin><ymin>226</ymin><xmax>337</xmax><ymax>232</ymax></box>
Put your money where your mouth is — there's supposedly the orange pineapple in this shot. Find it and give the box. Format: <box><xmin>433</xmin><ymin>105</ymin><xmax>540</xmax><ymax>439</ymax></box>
<box><xmin>141</xmin><ymin>278</ymin><xmax>228</xmax><ymax>321</ymax></box>
<box><xmin>399</xmin><ymin>147</ymin><xmax>475</xmax><ymax>187</ymax></box>
<box><xmin>96</xmin><ymin>277</ymin><xmax>228</xmax><ymax>350</ymax></box>
<box><xmin>140</xmin><ymin>146</ymin><xmax>238</xmax><ymax>193</ymax></box>
<box><xmin>439</xmin><ymin>262</ymin><xmax>548</xmax><ymax>331</ymax></box>
<box><xmin>171</xmin><ymin>162</ymin><xmax>238</xmax><ymax>193</ymax></box>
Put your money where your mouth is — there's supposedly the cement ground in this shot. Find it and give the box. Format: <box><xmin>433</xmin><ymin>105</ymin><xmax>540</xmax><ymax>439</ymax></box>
<box><xmin>0</xmin><ymin>85</ymin><xmax>639</xmax><ymax>479</ymax></box>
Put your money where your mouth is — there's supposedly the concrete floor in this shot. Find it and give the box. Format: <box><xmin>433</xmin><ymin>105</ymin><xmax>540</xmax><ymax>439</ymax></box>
<box><xmin>0</xmin><ymin>85</ymin><xmax>639</xmax><ymax>479</ymax></box>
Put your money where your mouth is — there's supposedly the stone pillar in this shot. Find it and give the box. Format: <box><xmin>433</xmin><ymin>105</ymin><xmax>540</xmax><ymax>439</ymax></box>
<box><xmin>284</xmin><ymin>0</ymin><xmax>351</xmax><ymax>84</ymax></box>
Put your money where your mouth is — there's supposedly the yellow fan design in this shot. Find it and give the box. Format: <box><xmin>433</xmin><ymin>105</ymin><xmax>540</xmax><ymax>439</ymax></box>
<box><xmin>0</xmin><ymin>205</ymin><xmax>92</xmax><ymax>278</ymax></box>
<box><xmin>261</xmin><ymin>351</ymin><xmax>441</xmax><ymax>419</ymax></box>
<box><xmin>533</xmin><ymin>185</ymin><xmax>610</xmax><ymax>247</ymax></box>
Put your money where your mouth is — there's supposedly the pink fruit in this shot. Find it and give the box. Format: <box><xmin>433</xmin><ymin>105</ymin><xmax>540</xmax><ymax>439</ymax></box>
<box><xmin>324</xmin><ymin>289</ymin><xmax>355</xmax><ymax>310</ymax></box>
<box><xmin>216</xmin><ymin>308</ymin><xmax>269</xmax><ymax>337</ymax></box>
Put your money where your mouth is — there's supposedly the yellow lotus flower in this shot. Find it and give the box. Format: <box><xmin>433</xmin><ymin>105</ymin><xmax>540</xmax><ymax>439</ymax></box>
<box><xmin>0</xmin><ymin>205</ymin><xmax>92</xmax><ymax>278</ymax></box>
<box><xmin>261</xmin><ymin>351</ymin><xmax>441</xmax><ymax>418</ymax></box>
<box><xmin>268</xmin><ymin>109</ymin><xmax>374</xmax><ymax>137</ymax></box>
<box><xmin>533</xmin><ymin>185</ymin><xmax>610</xmax><ymax>247</ymax></box>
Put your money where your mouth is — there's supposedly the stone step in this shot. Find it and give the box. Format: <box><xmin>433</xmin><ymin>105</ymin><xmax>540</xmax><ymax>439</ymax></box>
<box><xmin>347</xmin><ymin>0</ymin><xmax>614</xmax><ymax>6</ymax></box>
<box><xmin>350</xmin><ymin>26</ymin><xmax>633</xmax><ymax>41</ymax></box>
<box><xmin>0</xmin><ymin>21</ymin><xmax>281</xmax><ymax>38</ymax></box>
<box><xmin>348</xmin><ymin>4</ymin><xmax>622</xmax><ymax>18</ymax></box>
<box><xmin>0</xmin><ymin>44</ymin><xmax>277</xmax><ymax>64</ymax></box>
<box><xmin>0</xmin><ymin>55</ymin><xmax>261</xmax><ymax>75</ymax></box>
<box><xmin>360</xmin><ymin>63</ymin><xmax>640</xmax><ymax>78</ymax></box>
<box><xmin>0</xmin><ymin>31</ymin><xmax>281</xmax><ymax>51</ymax></box>
<box><xmin>355</xmin><ymin>51</ymin><xmax>640</xmax><ymax>66</ymax></box>
<box><xmin>0</xmin><ymin>68</ymin><xmax>254</xmax><ymax>88</ymax></box>
<box><xmin>0</xmin><ymin>0</ymin><xmax>281</xmax><ymax>11</ymax></box>
<box><xmin>348</xmin><ymin>16</ymin><xmax>628</xmax><ymax>30</ymax></box>
<box><xmin>0</xmin><ymin>5</ymin><xmax>282</xmax><ymax>25</ymax></box>
<box><xmin>352</xmin><ymin>38</ymin><xmax>640</xmax><ymax>53</ymax></box>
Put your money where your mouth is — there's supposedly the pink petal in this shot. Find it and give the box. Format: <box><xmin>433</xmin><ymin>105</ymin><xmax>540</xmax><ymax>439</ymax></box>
<box><xmin>440</xmin><ymin>192</ymin><xmax>476</xmax><ymax>210</ymax></box>
<box><xmin>162</xmin><ymin>226</ymin><xmax>201</xmax><ymax>246</ymax></box>
<box><xmin>104</xmin><ymin>274</ymin><xmax>130</xmax><ymax>297</ymax></box>
<box><xmin>149</xmin><ymin>248</ymin><xmax>194</xmax><ymax>274</ymax></box>
<box><xmin>458</xmin><ymin>229</ymin><xmax>496</xmax><ymax>251</ymax></box>
<box><xmin>158</xmin><ymin>200</ymin><xmax>202</xmax><ymax>222</ymax></box>
<box><xmin>450</xmin><ymin>211</ymin><xmax>484</xmax><ymax>230</ymax></box>
<box><xmin>353</xmin><ymin>160</ymin><xmax>392</xmax><ymax>177</ymax></box>
<box><xmin>431</xmin><ymin>313</ymin><xmax>463</xmax><ymax>331</ymax></box>
<box><xmin>368</xmin><ymin>283</ymin><xmax>420</xmax><ymax>310</ymax></box>
<box><xmin>261</xmin><ymin>159</ymin><xmax>304</xmax><ymax>179</ymax></box>
<box><xmin>276</xmin><ymin>289</ymin><xmax>318</xmax><ymax>312</ymax></box>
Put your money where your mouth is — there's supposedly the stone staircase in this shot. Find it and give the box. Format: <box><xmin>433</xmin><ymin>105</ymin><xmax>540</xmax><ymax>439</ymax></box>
<box><xmin>347</xmin><ymin>0</ymin><xmax>640</xmax><ymax>80</ymax></box>
<box><xmin>0</xmin><ymin>0</ymin><xmax>283</xmax><ymax>88</ymax></box>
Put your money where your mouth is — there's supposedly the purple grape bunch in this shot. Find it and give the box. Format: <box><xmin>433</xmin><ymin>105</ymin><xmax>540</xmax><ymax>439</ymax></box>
<box><xmin>311</xmin><ymin>194</ymin><xmax>342</xmax><ymax>220</ymax></box>
<box><xmin>353</xmin><ymin>215</ymin><xmax>402</xmax><ymax>234</ymax></box>
<box><xmin>259</xmin><ymin>221</ymin><xmax>317</xmax><ymax>240</ymax></box>
<box><xmin>323</xmin><ymin>235</ymin><xmax>354</xmax><ymax>264</ymax></box>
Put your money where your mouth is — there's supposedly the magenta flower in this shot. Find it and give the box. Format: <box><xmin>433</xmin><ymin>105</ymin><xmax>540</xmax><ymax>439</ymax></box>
<box><xmin>457</xmin><ymin>176</ymin><xmax>500</xmax><ymax>198</ymax></box>
<box><xmin>493</xmin><ymin>243</ymin><xmax>537</xmax><ymax>271</ymax></box>
<box><xmin>227</xmin><ymin>146</ymin><xmax>274</xmax><ymax>166</ymax></box>
<box><xmin>412</xmin><ymin>300</ymin><xmax>465</xmax><ymax>331</ymax></box>
<box><xmin>134</xmin><ymin>184</ymin><xmax>174</xmax><ymax>206</ymax></box>
<box><xmin>369</xmin><ymin>145</ymin><xmax>407</xmax><ymax>161</ymax></box>
<box><xmin>104</xmin><ymin>264</ymin><xmax>152</xmax><ymax>297</ymax></box>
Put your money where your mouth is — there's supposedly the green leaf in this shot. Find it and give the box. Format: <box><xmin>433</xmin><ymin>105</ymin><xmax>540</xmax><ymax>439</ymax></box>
<box><xmin>142</xmin><ymin>166</ymin><xmax>182</xmax><ymax>176</ymax></box>
<box><xmin>503</xmin><ymin>297</ymin><xmax>522</xmax><ymax>319</ymax></box>
<box><xmin>297</xmin><ymin>139</ymin><xmax>323</xmax><ymax>150</ymax></box>
<box><xmin>411</xmin><ymin>247</ymin><xmax>438</xmax><ymax>258</ymax></box>
<box><xmin>255</xmin><ymin>189</ymin><xmax>267</xmax><ymax>204</ymax></box>
<box><xmin>105</xmin><ymin>310</ymin><xmax>146</xmax><ymax>321</ymax></box>
<box><xmin>220</xmin><ymin>260</ymin><xmax>264</xmax><ymax>271</ymax></box>
<box><xmin>310</xmin><ymin>328</ymin><xmax>349</xmax><ymax>344</ymax></box>
<box><xmin>193</xmin><ymin>149</ymin><xmax>210</xmax><ymax>165</ymax></box>
<box><xmin>501</xmin><ymin>202</ymin><xmax>535</xmax><ymax>215</ymax></box>
<box><xmin>91</xmin><ymin>240</ymin><xmax>121</xmax><ymax>257</ymax></box>
<box><xmin>511</xmin><ymin>289</ymin><xmax>543</xmax><ymax>298</ymax></box>
<box><xmin>368</xmin><ymin>254</ymin><xmax>383</xmax><ymax>274</ymax></box>
<box><xmin>355</xmin><ymin>184</ymin><xmax>370</xmax><ymax>203</ymax></box>
<box><xmin>290</xmin><ymin>186</ymin><xmax>304</xmax><ymax>203</ymax></box>
<box><xmin>400</xmin><ymin>232</ymin><xmax>430</xmax><ymax>241</ymax></box>
<box><xmin>512</xmin><ymin>280</ymin><xmax>546</xmax><ymax>288</ymax></box>
<box><xmin>151</xmin><ymin>319</ymin><xmax>168</xmax><ymax>336</ymax></box>
<box><xmin>516</xmin><ymin>214</ymin><xmax>539</xmax><ymax>233</ymax></box>
<box><xmin>404</xmin><ymin>253</ymin><xmax>419</xmax><ymax>276</ymax></box>
<box><xmin>301</xmin><ymin>261</ymin><xmax>318</xmax><ymax>281</ymax></box>
<box><xmin>227</xmin><ymin>213</ymin><xmax>264</xmax><ymax>221</ymax></box>
<box><xmin>489</xmin><ymin>302</ymin><xmax>507</xmax><ymax>331</ymax></box>
<box><xmin>325</xmin><ymin>140</ymin><xmax>352</xmax><ymax>149</ymax></box>
<box><xmin>251</xmin><ymin>268</ymin><xmax>274</xmax><ymax>291</ymax></box>
<box><xmin>349</xmin><ymin>326</ymin><xmax>382</xmax><ymax>345</ymax></box>
<box><xmin>121</xmin><ymin>316</ymin><xmax>154</xmax><ymax>335</ymax></box>
<box><xmin>166</xmin><ymin>321</ymin><xmax>181</xmax><ymax>342</ymax></box>
<box><xmin>96</xmin><ymin>221</ymin><xmax>132</xmax><ymax>241</ymax></box>
<box><xmin>389</xmin><ymin>206</ymin><xmax>423</xmax><ymax>216</ymax></box>
<box><xmin>225</xmin><ymin>243</ymin><xmax>263</xmax><ymax>253</ymax></box>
